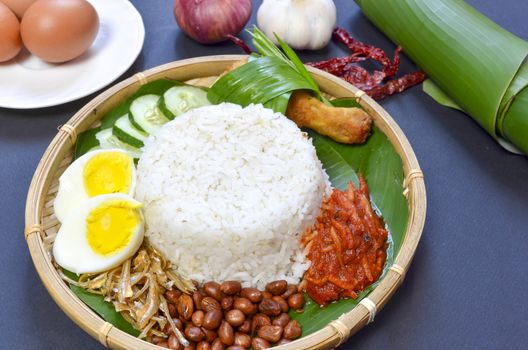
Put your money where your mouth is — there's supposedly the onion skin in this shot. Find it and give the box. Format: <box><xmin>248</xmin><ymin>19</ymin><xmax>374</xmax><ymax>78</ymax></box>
<box><xmin>173</xmin><ymin>0</ymin><xmax>252</xmax><ymax>44</ymax></box>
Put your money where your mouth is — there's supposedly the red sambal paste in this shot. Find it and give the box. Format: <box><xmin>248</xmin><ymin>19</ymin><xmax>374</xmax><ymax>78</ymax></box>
<box><xmin>301</xmin><ymin>177</ymin><xmax>388</xmax><ymax>306</ymax></box>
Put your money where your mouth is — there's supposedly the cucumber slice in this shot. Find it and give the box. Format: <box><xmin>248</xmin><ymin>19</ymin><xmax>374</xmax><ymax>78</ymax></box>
<box><xmin>129</xmin><ymin>94</ymin><xmax>169</xmax><ymax>134</ymax></box>
<box><xmin>113</xmin><ymin>114</ymin><xmax>148</xmax><ymax>149</ymax></box>
<box><xmin>95</xmin><ymin>128</ymin><xmax>142</xmax><ymax>159</ymax></box>
<box><xmin>158</xmin><ymin>85</ymin><xmax>211</xmax><ymax>120</ymax></box>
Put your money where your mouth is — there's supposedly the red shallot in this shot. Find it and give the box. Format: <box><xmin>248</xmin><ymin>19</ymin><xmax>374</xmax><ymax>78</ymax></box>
<box><xmin>173</xmin><ymin>0</ymin><xmax>252</xmax><ymax>44</ymax></box>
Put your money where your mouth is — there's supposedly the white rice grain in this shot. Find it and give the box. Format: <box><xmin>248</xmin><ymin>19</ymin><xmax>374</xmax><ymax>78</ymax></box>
<box><xmin>136</xmin><ymin>103</ymin><xmax>330</xmax><ymax>289</ymax></box>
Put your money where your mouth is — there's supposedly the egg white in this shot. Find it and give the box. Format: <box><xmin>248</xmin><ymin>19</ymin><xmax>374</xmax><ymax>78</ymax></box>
<box><xmin>53</xmin><ymin>193</ymin><xmax>144</xmax><ymax>274</ymax></box>
<box><xmin>54</xmin><ymin>149</ymin><xmax>136</xmax><ymax>223</ymax></box>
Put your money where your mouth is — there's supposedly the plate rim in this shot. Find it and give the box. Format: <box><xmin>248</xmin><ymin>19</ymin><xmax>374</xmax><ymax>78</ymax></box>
<box><xmin>0</xmin><ymin>0</ymin><xmax>145</xmax><ymax>110</ymax></box>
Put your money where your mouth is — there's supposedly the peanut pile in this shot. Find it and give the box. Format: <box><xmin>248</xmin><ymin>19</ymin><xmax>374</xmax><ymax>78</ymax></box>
<box><xmin>154</xmin><ymin>280</ymin><xmax>305</xmax><ymax>350</ymax></box>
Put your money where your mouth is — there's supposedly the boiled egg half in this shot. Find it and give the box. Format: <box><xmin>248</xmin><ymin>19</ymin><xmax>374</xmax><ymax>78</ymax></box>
<box><xmin>54</xmin><ymin>149</ymin><xmax>136</xmax><ymax>223</ymax></box>
<box><xmin>53</xmin><ymin>193</ymin><xmax>144</xmax><ymax>274</ymax></box>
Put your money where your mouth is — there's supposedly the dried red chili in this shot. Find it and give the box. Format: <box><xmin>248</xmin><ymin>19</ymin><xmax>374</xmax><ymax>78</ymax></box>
<box><xmin>385</xmin><ymin>46</ymin><xmax>402</xmax><ymax>79</ymax></box>
<box><xmin>332</xmin><ymin>27</ymin><xmax>400</xmax><ymax>79</ymax></box>
<box><xmin>309</xmin><ymin>28</ymin><xmax>425</xmax><ymax>100</ymax></box>
<box><xmin>226</xmin><ymin>34</ymin><xmax>253</xmax><ymax>55</ymax></box>
<box><xmin>306</xmin><ymin>55</ymin><xmax>364</xmax><ymax>76</ymax></box>
<box><xmin>366</xmin><ymin>71</ymin><xmax>427</xmax><ymax>100</ymax></box>
<box><xmin>342</xmin><ymin>66</ymin><xmax>385</xmax><ymax>91</ymax></box>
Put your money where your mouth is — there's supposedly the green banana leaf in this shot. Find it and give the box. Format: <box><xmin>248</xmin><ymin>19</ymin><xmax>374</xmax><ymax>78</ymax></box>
<box><xmin>422</xmin><ymin>80</ymin><xmax>463</xmax><ymax>112</ymax></box>
<box><xmin>62</xmin><ymin>271</ymin><xmax>140</xmax><ymax>336</ymax></box>
<box><xmin>72</xmin><ymin>85</ymin><xmax>407</xmax><ymax>338</ymax></box>
<box><xmin>355</xmin><ymin>0</ymin><xmax>528</xmax><ymax>155</ymax></box>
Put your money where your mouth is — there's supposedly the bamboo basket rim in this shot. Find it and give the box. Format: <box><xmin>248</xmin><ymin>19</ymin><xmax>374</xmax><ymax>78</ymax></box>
<box><xmin>25</xmin><ymin>55</ymin><xmax>426</xmax><ymax>350</ymax></box>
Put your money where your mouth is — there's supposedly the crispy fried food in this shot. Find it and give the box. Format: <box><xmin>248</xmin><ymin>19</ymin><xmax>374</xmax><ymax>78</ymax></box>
<box><xmin>286</xmin><ymin>91</ymin><xmax>372</xmax><ymax>144</ymax></box>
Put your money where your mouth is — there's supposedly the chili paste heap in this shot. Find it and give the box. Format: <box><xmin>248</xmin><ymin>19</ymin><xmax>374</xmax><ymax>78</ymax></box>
<box><xmin>301</xmin><ymin>176</ymin><xmax>388</xmax><ymax>306</ymax></box>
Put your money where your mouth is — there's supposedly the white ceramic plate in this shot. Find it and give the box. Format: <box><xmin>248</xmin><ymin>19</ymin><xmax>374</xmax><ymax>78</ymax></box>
<box><xmin>0</xmin><ymin>0</ymin><xmax>145</xmax><ymax>109</ymax></box>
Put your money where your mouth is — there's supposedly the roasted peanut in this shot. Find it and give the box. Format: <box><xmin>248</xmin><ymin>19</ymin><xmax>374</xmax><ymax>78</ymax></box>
<box><xmin>258</xmin><ymin>298</ymin><xmax>281</xmax><ymax>316</ymax></box>
<box><xmin>185</xmin><ymin>326</ymin><xmax>205</xmax><ymax>342</ymax></box>
<box><xmin>202</xmin><ymin>328</ymin><xmax>218</xmax><ymax>343</ymax></box>
<box><xmin>226</xmin><ymin>346</ymin><xmax>245</xmax><ymax>350</ymax></box>
<box><xmin>287</xmin><ymin>293</ymin><xmax>304</xmax><ymax>310</ymax></box>
<box><xmin>258</xmin><ymin>325</ymin><xmax>283</xmax><ymax>343</ymax></box>
<box><xmin>225</xmin><ymin>309</ymin><xmax>245</xmax><ymax>327</ymax></box>
<box><xmin>164</xmin><ymin>318</ymin><xmax>184</xmax><ymax>334</ymax></box>
<box><xmin>174</xmin><ymin>318</ymin><xmax>184</xmax><ymax>331</ymax></box>
<box><xmin>169</xmin><ymin>303</ymin><xmax>178</xmax><ymax>318</ymax></box>
<box><xmin>240</xmin><ymin>288</ymin><xmax>263</xmax><ymax>303</ymax></box>
<box><xmin>201</xmin><ymin>297</ymin><xmax>221</xmax><ymax>312</ymax></box>
<box><xmin>203</xmin><ymin>309</ymin><xmax>223</xmax><ymax>330</ymax></box>
<box><xmin>281</xmin><ymin>284</ymin><xmax>297</xmax><ymax>299</ymax></box>
<box><xmin>251</xmin><ymin>313</ymin><xmax>271</xmax><ymax>334</ymax></box>
<box><xmin>218</xmin><ymin>321</ymin><xmax>234</xmax><ymax>346</ymax></box>
<box><xmin>272</xmin><ymin>296</ymin><xmax>289</xmax><ymax>313</ymax></box>
<box><xmin>166</xmin><ymin>289</ymin><xmax>182</xmax><ymax>304</ymax></box>
<box><xmin>251</xmin><ymin>337</ymin><xmax>270</xmax><ymax>350</ymax></box>
<box><xmin>193</xmin><ymin>291</ymin><xmax>204</xmax><ymax>310</ymax></box>
<box><xmin>197</xmin><ymin>341</ymin><xmax>211</xmax><ymax>350</ymax></box>
<box><xmin>272</xmin><ymin>313</ymin><xmax>290</xmax><ymax>328</ymax></box>
<box><xmin>221</xmin><ymin>296</ymin><xmax>234</xmax><ymax>311</ymax></box>
<box><xmin>234</xmin><ymin>333</ymin><xmax>251</xmax><ymax>348</ymax></box>
<box><xmin>192</xmin><ymin>310</ymin><xmax>205</xmax><ymax>327</ymax></box>
<box><xmin>237</xmin><ymin>320</ymin><xmax>251</xmax><ymax>334</ymax></box>
<box><xmin>233</xmin><ymin>297</ymin><xmax>256</xmax><ymax>315</ymax></box>
<box><xmin>204</xmin><ymin>281</ymin><xmax>223</xmax><ymax>301</ymax></box>
<box><xmin>178</xmin><ymin>294</ymin><xmax>194</xmax><ymax>320</ymax></box>
<box><xmin>283</xmin><ymin>320</ymin><xmax>301</xmax><ymax>340</ymax></box>
<box><xmin>220</xmin><ymin>281</ymin><xmax>241</xmax><ymax>296</ymax></box>
<box><xmin>152</xmin><ymin>335</ymin><xmax>166</xmax><ymax>344</ymax></box>
<box><xmin>169</xmin><ymin>333</ymin><xmax>183</xmax><ymax>350</ymax></box>
<box><xmin>265</xmin><ymin>280</ymin><xmax>287</xmax><ymax>296</ymax></box>
<box><xmin>211</xmin><ymin>338</ymin><xmax>225</xmax><ymax>350</ymax></box>
<box><xmin>276</xmin><ymin>338</ymin><xmax>292</xmax><ymax>345</ymax></box>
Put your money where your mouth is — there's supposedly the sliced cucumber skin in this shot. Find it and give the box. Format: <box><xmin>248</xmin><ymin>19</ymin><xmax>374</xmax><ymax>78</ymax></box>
<box><xmin>95</xmin><ymin>128</ymin><xmax>142</xmax><ymax>159</ymax></box>
<box><xmin>113</xmin><ymin>127</ymin><xmax>144</xmax><ymax>149</ymax></box>
<box><xmin>160</xmin><ymin>86</ymin><xmax>211</xmax><ymax>120</ymax></box>
<box><xmin>158</xmin><ymin>96</ymin><xmax>175</xmax><ymax>120</ymax></box>
<box><xmin>113</xmin><ymin>114</ymin><xmax>147</xmax><ymax>149</ymax></box>
<box><xmin>128</xmin><ymin>112</ymin><xmax>146</xmax><ymax>133</ymax></box>
<box><xmin>129</xmin><ymin>94</ymin><xmax>170</xmax><ymax>134</ymax></box>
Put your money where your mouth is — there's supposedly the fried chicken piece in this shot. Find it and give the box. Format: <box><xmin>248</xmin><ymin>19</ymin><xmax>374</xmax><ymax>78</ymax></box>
<box><xmin>220</xmin><ymin>60</ymin><xmax>373</xmax><ymax>144</ymax></box>
<box><xmin>286</xmin><ymin>91</ymin><xmax>372</xmax><ymax>144</ymax></box>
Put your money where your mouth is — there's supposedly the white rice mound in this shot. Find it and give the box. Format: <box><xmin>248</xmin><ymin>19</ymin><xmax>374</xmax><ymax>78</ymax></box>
<box><xmin>136</xmin><ymin>103</ymin><xmax>330</xmax><ymax>289</ymax></box>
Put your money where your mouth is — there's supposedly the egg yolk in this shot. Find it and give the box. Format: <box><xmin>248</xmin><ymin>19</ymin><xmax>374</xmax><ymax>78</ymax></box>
<box><xmin>86</xmin><ymin>200</ymin><xmax>141</xmax><ymax>256</ymax></box>
<box><xmin>83</xmin><ymin>152</ymin><xmax>133</xmax><ymax>197</ymax></box>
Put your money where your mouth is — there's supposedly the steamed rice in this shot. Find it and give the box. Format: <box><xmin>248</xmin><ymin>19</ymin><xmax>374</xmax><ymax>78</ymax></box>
<box><xmin>136</xmin><ymin>103</ymin><xmax>330</xmax><ymax>288</ymax></box>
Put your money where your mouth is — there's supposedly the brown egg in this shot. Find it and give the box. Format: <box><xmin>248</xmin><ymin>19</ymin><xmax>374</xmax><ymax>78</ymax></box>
<box><xmin>1</xmin><ymin>0</ymin><xmax>36</xmax><ymax>18</ymax></box>
<box><xmin>0</xmin><ymin>1</ymin><xmax>22</xmax><ymax>62</ymax></box>
<box><xmin>21</xmin><ymin>0</ymin><xmax>99</xmax><ymax>63</ymax></box>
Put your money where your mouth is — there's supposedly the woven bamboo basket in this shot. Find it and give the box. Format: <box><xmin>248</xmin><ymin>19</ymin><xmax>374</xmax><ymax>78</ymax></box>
<box><xmin>25</xmin><ymin>55</ymin><xmax>426</xmax><ymax>350</ymax></box>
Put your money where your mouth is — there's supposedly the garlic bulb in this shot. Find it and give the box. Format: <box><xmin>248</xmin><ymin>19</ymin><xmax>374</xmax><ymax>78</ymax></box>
<box><xmin>257</xmin><ymin>0</ymin><xmax>337</xmax><ymax>50</ymax></box>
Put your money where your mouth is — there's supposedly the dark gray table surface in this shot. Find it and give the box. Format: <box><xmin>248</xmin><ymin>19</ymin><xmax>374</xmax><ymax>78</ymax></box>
<box><xmin>2</xmin><ymin>0</ymin><xmax>527</xmax><ymax>349</ymax></box>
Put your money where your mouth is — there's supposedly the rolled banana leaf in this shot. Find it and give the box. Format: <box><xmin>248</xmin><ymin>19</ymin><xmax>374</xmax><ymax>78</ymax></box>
<box><xmin>355</xmin><ymin>0</ymin><xmax>528</xmax><ymax>155</ymax></box>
